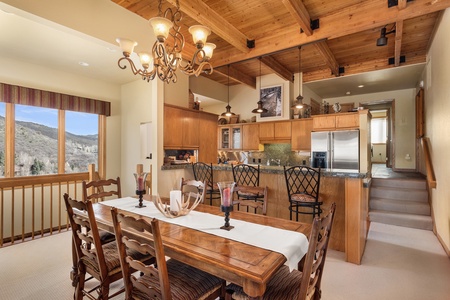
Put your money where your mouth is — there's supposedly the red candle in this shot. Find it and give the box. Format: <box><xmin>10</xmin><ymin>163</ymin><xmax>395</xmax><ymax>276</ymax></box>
<box><xmin>138</xmin><ymin>177</ymin><xmax>144</xmax><ymax>191</ymax></box>
<box><xmin>222</xmin><ymin>187</ymin><xmax>230</xmax><ymax>207</ymax></box>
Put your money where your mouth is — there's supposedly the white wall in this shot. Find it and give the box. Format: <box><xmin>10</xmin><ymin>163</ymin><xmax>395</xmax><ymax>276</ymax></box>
<box><xmin>423</xmin><ymin>8</ymin><xmax>450</xmax><ymax>252</ymax></box>
<box><xmin>324</xmin><ymin>89</ymin><xmax>417</xmax><ymax>170</ymax></box>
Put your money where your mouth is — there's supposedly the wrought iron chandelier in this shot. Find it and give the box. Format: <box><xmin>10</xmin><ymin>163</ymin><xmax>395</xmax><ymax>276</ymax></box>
<box><xmin>116</xmin><ymin>0</ymin><xmax>216</xmax><ymax>84</ymax></box>
<box><xmin>221</xmin><ymin>65</ymin><xmax>235</xmax><ymax>117</ymax></box>
<box><xmin>291</xmin><ymin>46</ymin><xmax>304</xmax><ymax>109</ymax></box>
<box><xmin>252</xmin><ymin>58</ymin><xmax>268</xmax><ymax>114</ymax></box>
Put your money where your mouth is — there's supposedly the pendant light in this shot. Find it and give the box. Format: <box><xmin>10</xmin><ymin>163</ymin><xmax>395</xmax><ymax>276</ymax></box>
<box><xmin>291</xmin><ymin>46</ymin><xmax>304</xmax><ymax>109</ymax></box>
<box><xmin>221</xmin><ymin>65</ymin><xmax>235</xmax><ymax>117</ymax></box>
<box><xmin>252</xmin><ymin>58</ymin><xmax>268</xmax><ymax>114</ymax></box>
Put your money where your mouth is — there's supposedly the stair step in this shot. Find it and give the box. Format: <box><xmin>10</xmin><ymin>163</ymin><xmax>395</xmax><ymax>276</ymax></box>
<box><xmin>371</xmin><ymin>178</ymin><xmax>426</xmax><ymax>189</ymax></box>
<box><xmin>370</xmin><ymin>198</ymin><xmax>430</xmax><ymax>216</ymax></box>
<box><xmin>370</xmin><ymin>186</ymin><xmax>428</xmax><ymax>202</ymax></box>
<box><xmin>369</xmin><ymin>210</ymin><xmax>433</xmax><ymax>231</ymax></box>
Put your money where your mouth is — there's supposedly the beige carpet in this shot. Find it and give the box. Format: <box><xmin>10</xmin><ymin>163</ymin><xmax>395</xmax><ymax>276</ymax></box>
<box><xmin>1</xmin><ymin>222</ymin><xmax>449</xmax><ymax>299</ymax></box>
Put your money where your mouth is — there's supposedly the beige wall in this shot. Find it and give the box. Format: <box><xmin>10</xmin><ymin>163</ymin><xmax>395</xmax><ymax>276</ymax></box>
<box><xmin>423</xmin><ymin>8</ymin><xmax>450</xmax><ymax>252</ymax></box>
<box><xmin>324</xmin><ymin>89</ymin><xmax>417</xmax><ymax>170</ymax></box>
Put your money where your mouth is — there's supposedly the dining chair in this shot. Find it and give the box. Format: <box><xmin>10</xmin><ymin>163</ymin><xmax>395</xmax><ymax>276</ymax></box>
<box><xmin>232</xmin><ymin>185</ymin><xmax>268</xmax><ymax>215</ymax></box>
<box><xmin>110</xmin><ymin>207</ymin><xmax>226</xmax><ymax>300</ymax></box>
<box><xmin>225</xmin><ymin>202</ymin><xmax>337</xmax><ymax>300</ymax></box>
<box><xmin>179</xmin><ymin>178</ymin><xmax>207</xmax><ymax>203</ymax></box>
<box><xmin>192</xmin><ymin>162</ymin><xmax>220</xmax><ymax>205</ymax></box>
<box><xmin>64</xmin><ymin>193</ymin><xmax>154</xmax><ymax>300</ymax></box>
<box><xmin>284</xmin><ymin>166</ymin><xmax>323</xmax><ymax>221</ymax></box>
<box><xmin>231</xmin><ymin>164</ymin><xmax>266</xmax><ymax>213</ymax></box>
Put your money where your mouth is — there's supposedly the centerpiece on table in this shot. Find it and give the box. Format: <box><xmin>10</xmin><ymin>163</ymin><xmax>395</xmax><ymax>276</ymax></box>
<box><xmin>218</xmin><ymin>181</ymin><xmax>235</xmax><ymax>231</ymax></box>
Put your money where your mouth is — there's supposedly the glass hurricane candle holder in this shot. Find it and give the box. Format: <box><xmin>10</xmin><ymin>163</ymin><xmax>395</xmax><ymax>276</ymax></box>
<box><xmin>134</xmin><ymin>172</ymin><xmax>148</xmax><ymax>208</ymax></box>
<box><xmin>217</xmin><ymin>181</ymin><xmax>235</xmax><ymax>231</ymax></box>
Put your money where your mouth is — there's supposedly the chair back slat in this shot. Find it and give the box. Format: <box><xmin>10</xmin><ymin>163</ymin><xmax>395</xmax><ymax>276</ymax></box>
<box><xmin>180</xmin><ymin>178</ymin><xmax>207</xmax><ymax>203</ymax></box>
<box><xmin>83</xmin><ymin>177</ymin><xmax>122</xmax><ymax>203</ymax></box>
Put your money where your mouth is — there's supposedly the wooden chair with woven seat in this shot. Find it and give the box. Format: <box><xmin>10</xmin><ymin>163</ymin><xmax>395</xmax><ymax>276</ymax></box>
<box><xmin>284</xmin><ymin>166</ymin><xmax>323</xmax><ymax>221</ymax></box>
<box><xmin>225</xmin><ymin>202</ymin><xmax>337</xmax><ymax>300</ymax></box>
<box><xmin>179</xmin><ymin>178</ymin><xmax>207</xmax><ymax>203</ymax></box>
<box><xmin>64</xmin><ymin>193</ymin><xmax>154</xmax><ymax>300</ymax></box>
<box><xmin>111</xmin><ymin>207</ymin><xmax>226</xmax><ymax>300</ymax></box>
<box><xmin>232</xmin><ymin>185</ymin><xmax>268</xmax><ymax>215</ymax></box>
<box><xmin>192</xmin><ymin>162</ymin><xmax>220</xmax><ymax>205</ymax></box>
<box><xmin>232</xmin><ymin>164</ymin><xmax>267</xmax><ymax>214</ymax></box>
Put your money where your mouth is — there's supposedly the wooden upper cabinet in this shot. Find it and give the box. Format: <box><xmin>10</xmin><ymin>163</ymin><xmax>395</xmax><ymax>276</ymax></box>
<box><xmin>259</xmin><ymin>121</ymin><xmax>291</xmax><ymax>142</ymax></box>
<box><xmin>242</xmin><ymin>123</ymin><xmax>259</xmax><ymax>151</ymax></box>
<box><xmin>291</xmin><ymin>119</ymin><xmax>313</xmax><ymax>151</ymax></box>
<box><xmin>198</xmin><ymin>112</ymin><xmax>218</xmax><ymax>164</ymax></box>
<box><xmin>218</xmin><ymin>125</ymin><xmax>242</xmax><ymax>150</ymax></box>
<box><xmin>182</xmin><ymin>110</ymin><xmax>199</xmax><ymax>148</ymax></box>
<box><xmin>164</xmin><ymin>105</ymin><xmax>184</xmax><ymax>148</ymax></box>
<box><xmin>312</xmin><ymin>112</ymin><xmax>360</xmax><ymax>131</ymax></box>
<box><xmin>336</xmin><ymin>114</ymin><xmax>359</xmax><ymax>129</ymax></box>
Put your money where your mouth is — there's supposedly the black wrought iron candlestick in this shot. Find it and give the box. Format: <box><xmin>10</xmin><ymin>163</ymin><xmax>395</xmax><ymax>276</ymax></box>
<box><xmin>218</xmin><ymin>181</ymin><xmax>235</xmax><ymax>231</ymax></box>
<box><xmin>134</xmin><ymin>171</ymin><xmax>148</xmax><ymax>208</ymax></box>
<box><xmin>220</xmin><ymin>205</ymin><xmax>234</xmax><ymax>230</ymax></box>
<box><xmin>136</xmin><ymin>189</ymin><xmax>146</xmax><ymax>208</ymax></box>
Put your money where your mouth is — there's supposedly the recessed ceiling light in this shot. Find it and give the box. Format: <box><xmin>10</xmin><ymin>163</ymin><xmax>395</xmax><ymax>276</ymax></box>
<box><xmin>358</xmin><ymin>85</ymin><xmax>364</xmax><ymax>88</ymax></box>
<box><xmin>79</xmin><ymin>61</ymin><xmax>89</xmax><ymax>67</ymax></box>
<box><xmin>346</xmin><ymin>91</ymin><xmax>351</xmax><ymax>95</ymax></box>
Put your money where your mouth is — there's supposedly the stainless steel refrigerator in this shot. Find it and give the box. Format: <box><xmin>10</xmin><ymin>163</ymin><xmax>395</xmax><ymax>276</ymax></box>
<box><xmin>311</xmin><ymin>130</ymin><xmax>359</xmax><ymax>171</ymax></box>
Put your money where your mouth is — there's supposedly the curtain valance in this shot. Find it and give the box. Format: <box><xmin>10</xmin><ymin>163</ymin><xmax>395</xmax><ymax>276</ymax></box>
<box><xmin>0</xmin><ymin>83</ymin><xmax>111</xmax><ymax>116</ymax></box>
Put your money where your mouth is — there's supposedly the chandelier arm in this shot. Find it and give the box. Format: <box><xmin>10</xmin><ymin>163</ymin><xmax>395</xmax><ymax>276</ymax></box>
<box><xmin>118</xmin><ymin>57</ymin><xmax>157</xmax><ymax>81</ymax></box>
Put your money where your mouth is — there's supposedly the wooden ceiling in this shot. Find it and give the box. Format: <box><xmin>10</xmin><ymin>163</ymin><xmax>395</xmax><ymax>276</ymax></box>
<box><xmin>112</xmin><ymin>0</ymin><xmax>450</xmax><ymax>88</ymax></box>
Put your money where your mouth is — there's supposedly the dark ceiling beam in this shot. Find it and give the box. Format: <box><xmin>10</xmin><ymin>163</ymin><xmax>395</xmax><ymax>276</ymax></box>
<box><xmin>214</xmin><ymin>66</ymin><xmax>256</xmax><ymax>89</ymax></box>
<box><xmin>212</xmin><ymin>0</ymin><xmax>450</xmax><ymax>67</ymax></box>
<box><xmin>260</xmin><ymin>56</ymin><xmax>294</xmax><ymax>82</ymax></box>
<box><xmin>313</xmin><ymin>41</ymin><xmax>340</xmax><ymax>76</ymax></box>
<box><xmin>166</xmin><ymin>0</ymin><xmax>251</xmax><ymax>53</ymax></box>
<box><xmin>282</xmin><ymin>0</ymin><xmax>314</xmax><ymax>36</ymax></box>
<box><xmin>394</xmin><ymin>20</ymin><xmax>404</xmax><ymax>66</ymax></box>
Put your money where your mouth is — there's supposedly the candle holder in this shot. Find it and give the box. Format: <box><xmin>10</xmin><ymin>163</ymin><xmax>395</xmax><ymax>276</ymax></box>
<box><xmin>134</xmin><ymin>172</ymin><xmax>148</xmax><ymax>208</ymax></box>
<box><xmin>217</xmin><ymin>181</ymin><xmax>235</xmax><ymax>231</ymax></box>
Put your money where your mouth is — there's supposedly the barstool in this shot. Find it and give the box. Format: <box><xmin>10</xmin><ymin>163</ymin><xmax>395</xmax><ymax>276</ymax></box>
<box><xmin>284</xmin><ymin>165</ymin><xmax>322</xmax><ymax>221</ymax></box>
<box><xmin>232</xmin><ymin>164</ymin><xmax>266</xmax><ymax>213</ymax></box>
<box><xmin>192</xmin><ymin>162</ymin><xmax>220</xmax><ymax>205</ymax></box>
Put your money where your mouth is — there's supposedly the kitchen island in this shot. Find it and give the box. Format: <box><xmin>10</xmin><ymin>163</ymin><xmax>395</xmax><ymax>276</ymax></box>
<box><xmin>160</xmin><ymin>163</ymin><xmax>370</xmax><ymax>264</ymax></box>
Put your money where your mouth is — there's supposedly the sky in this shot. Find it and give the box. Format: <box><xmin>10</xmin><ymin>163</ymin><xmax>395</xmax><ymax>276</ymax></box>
<box><xmin>0</xmin><ymin>103</ymin><xmax>98</xmax><ymax>136</ymax></box>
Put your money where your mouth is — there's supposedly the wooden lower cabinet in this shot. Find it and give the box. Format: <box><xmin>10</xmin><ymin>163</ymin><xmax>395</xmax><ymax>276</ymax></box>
<box><xmin>291</xmin><ymin>119</ymin><xmax>312</xmax><ymax>151</ymax></box>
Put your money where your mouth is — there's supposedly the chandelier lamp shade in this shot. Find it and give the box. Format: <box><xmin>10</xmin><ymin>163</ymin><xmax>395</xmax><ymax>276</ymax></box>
<box><xmin>221</xmin><ymin>65</ymin><xmax>235</xmax><ymax>117</ymax></box>
<box><xmin>376</xmin><ymin>25</ymin><xmax>396</xmax><ymax>46</ymax></box>
<box><xmin>116</xmin><ymin>0</ymin><xmax>216</xmax><ymax>84</ymax></box>
<box><xmin>252</xmin><ymin>58</ymin><xmax>268</xmax><ymax>114</ymax></box>
<box><xmin>291</xmin><ymin>46</ymin><xmax>304</xmax><ymax>110</ymax></box>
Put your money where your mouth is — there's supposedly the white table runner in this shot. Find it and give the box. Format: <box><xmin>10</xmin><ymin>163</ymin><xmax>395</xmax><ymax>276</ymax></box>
<box><xmin>100</xmin><ymin>197</ymin><xmax>309</xmax><ymax>271</ymax></box>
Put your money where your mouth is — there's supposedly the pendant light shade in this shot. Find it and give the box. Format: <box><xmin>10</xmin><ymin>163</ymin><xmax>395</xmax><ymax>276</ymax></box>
<box><xmin>291</xmin><ymin>46</ymin><xmax>304</xmax><ymax>110</ymax></box>
<box><xmin>221</xmin><ymin>65</ymin><xmax>235</xmax><ymax>117</ymax></box>
<box><xmin>253</xmin><ymin>58</ymin><xmax>268</xmax><ymax>114</ymax></box>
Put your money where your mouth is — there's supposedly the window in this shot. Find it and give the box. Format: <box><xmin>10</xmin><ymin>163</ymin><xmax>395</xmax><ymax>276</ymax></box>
<box><xmin>0</xmin><ymin>103</ymin><xmax>5</xmax><ymax>177</ymax></box>
<box><xmin>65</xmin><ymin>111</ymin><xmax>98</xmax><ymax>173</ymax></box>
<box><xmin>371</xmin><ymin>117</ymin><xmax>387</xmax><ymax>144</ymax></box>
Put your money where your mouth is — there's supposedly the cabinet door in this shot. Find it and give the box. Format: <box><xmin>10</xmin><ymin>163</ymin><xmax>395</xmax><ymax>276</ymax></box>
<box><xmin>313</xmin><ymin>115</ymin><xmax>336</xmax><ymax>130</ymax></box>
<box><xmin>182</xmin><ymin>110</ymin><xmax>199</xmax><ymax>148</ymax></box>
<box><xmin>291</xmin><ymin>119</ymin><xmax>313</xmax><ymax>150</ymax></box>
<box><xmin>164</xmin><ymin>106</ymin><xmax>183</xmax><ymax>148</ymax></box>
<box><xmin>219</xmin><ymin>126</ymin><xmax>231</xmax><ymax>150</ymax></box>
<box><xmin>274</xmin><ymin>121</ymin><xmax>292</xmax><ymax>139</ymax></box>
<box><xmin>259</xmin><ymin>122</ymin><xmax>274</xmax><ymax>140</ymax></box>
<box><xmin>231</xmin><ymin>125</ymin><xmax>242</xmax><ymax>149</ymax></box>
<box><xmin>336</xmin><ymin>114</ymin><xmax>359</xmax><ymax>129</ymax></box>
<box><xmin>242</xmin><ymin>123</ymin><xmax>259</xmax><ymax>150</ymax></box>
<box><xmin>198</xmin><ymin>113</ymin><xmax>218</xmax><ymax>164</ymax></box>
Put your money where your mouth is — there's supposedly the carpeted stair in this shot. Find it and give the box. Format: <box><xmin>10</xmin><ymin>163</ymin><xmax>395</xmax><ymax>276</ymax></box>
<box><xmin>369</xmin><ymin>177</ymin><xmax>433</xmax><ymax>230</ymax></box>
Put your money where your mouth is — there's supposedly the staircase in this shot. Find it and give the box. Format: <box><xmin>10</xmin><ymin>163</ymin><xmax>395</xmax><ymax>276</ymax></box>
<box><xmin>369</xmin><ymin>177</ymin><xmax>433</xmax><ymax>230</ymax></box>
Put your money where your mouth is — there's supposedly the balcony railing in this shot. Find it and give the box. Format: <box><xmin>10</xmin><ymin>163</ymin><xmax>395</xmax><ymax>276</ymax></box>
<box><xmin>0</xmin><ymin>172</ymin><xmax>89</xmax><ymax>247</ymax></box>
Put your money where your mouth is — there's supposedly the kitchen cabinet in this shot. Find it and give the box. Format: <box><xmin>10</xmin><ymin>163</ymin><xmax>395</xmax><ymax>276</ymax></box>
<box><xmin>164</xmin><ymin>105</ymin><xmax>185</xmax><ymax>148</ymax></box>
<box><xmin>291</xmin><ymin>119</ymin><xmax>313</xmax><ymax>151</ymax></box>
<box><xmin>242</xmin><ymin>123</ymin><xmax>260</xmax><ymax>150</ymax></box>
<box><xmin>198</xmin><ymin>112</ymin><xmax>218</xmax><ymax>164</ymax></box>
<box><xmin>259</xmin><ymin>121</ymin><xmax>291</xmax><ymax>142</ymax></box>
<box><xmin>218</xmin><ymin>125</ymin><xmax>242</xmax><ymax>150</ymax></box>
<box><xmin>312</xmin><ymin>112</ymin><xmax>359</xmax><ymax>131</ymax></box>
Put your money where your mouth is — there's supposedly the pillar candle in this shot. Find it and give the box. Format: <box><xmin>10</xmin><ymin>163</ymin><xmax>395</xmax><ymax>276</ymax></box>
<box><xmin>170</xmin><ymin>190</ymin><xmax>182</xmax><ymax>212</ymax></box>
<box><xmin>222</xmin><ymin>187</ymin><xmax>230</xmax><ymax>207</ymax></box>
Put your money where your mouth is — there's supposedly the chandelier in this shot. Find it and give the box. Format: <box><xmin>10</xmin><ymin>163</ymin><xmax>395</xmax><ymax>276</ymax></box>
<box><xmin>221</xmin><ymin>65</ymin><xmax>236</xmax><ymax>117</ymax></box>
<box><xmin>252</xmin><ymin>58</ymin><xmax>268</xmax><ymax>114</ymax></box>
<box><xmin>291</xmin><ymin>46</ymin><xmax>304</xmax><ymax>109</ymax></box>
<box><xmin>116</xmin><ymin>0</ymin><xmax>216</xmax><ymax>84</ymax></box>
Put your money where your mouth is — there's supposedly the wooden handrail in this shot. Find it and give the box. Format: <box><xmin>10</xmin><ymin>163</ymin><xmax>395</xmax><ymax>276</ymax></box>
<box><xmin>421</xmin><ymin>137</ymin><xmax>436</xmax><ymax>189</ymax></box>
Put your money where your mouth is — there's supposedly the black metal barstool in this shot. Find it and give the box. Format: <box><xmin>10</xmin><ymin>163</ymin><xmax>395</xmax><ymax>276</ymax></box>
<box><xmin>231</xmin><ymin>164</ymin><xmax>266</xmax><ymax>213</ymax></box>
<box><xmin>192</xmin><ymin>162</ymin><xmax>220</xmax><ymax>205</ymax></box>
<box><xmin>284</xmin><ymin>165</ymin><xmax>322</xmax><ymax>221</ymax></box>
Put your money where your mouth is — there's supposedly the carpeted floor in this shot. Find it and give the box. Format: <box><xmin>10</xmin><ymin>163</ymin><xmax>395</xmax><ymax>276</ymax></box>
<box><xmin>1</xmin><ymin>222</ymin><xmax>449</xmax><ymax>299</ymax></box>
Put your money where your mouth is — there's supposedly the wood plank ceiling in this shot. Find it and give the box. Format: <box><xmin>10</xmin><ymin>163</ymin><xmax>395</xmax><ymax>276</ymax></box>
<box><xmin>112</xmin><ymin>0</ymin><xmax>450</xmax><ymax>88</ymax></box>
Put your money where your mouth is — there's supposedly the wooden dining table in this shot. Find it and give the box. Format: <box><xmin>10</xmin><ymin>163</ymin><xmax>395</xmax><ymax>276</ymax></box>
<box><xmin>91</xmin><ymin>195</ymin><xmax>311</xmax><ymax>299</ymax></box>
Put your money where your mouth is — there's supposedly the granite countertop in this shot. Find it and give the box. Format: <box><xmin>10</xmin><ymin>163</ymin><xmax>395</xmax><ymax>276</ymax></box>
<box><xmin>161</xmin><ymin>163</ymin><xmax>369</xmax><ymax>178</ymax></box>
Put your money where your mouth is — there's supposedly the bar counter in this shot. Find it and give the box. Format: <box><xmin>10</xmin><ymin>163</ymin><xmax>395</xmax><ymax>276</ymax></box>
<box><xmin>160</xmin><ymin>163</ymin><xmax>370</xmax><ymax>264</ymax></box>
